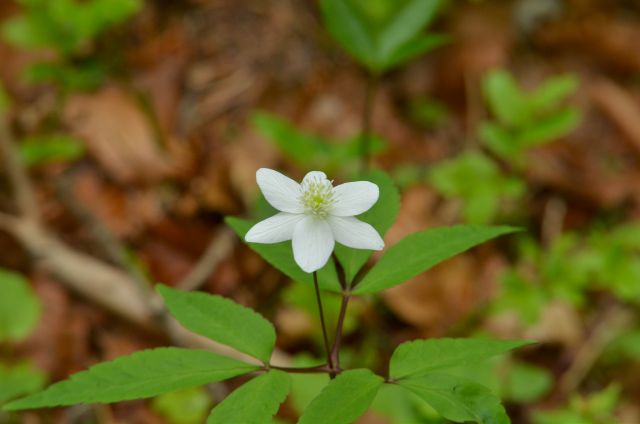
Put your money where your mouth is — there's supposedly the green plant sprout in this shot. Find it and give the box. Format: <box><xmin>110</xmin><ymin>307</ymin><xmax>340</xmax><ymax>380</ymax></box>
<box><xmin>492</xmin><ymin>223</ymin><xmax>640</xmax><ymax>324</ymax></box>
<box><xmin>428</xmin><ymin>69</ymin><xmax>581</xmax><ymax>224</ymax></box>
<box><xmin>0</xmin><ymin>269</ymin><xmax>46</xmax><ymax>408</ymax></box>
<box><xmin>321</xmin><ymin>0</ymin><xmax>449</xmax><ymax>171</ymax></box>
<box><xmin>4</xmin><ymin>169</ymin><xmax>529</xmax><ymax>423</ymax></box>
<box><xmin>2</xmin><ymin>0</ymin><xmax>141</xmax><ymax>90</ymax></box>
<box><xmin>252</xmin><ymin>112</ymin><xmax>387</xmax><ymax>176</ymax></box>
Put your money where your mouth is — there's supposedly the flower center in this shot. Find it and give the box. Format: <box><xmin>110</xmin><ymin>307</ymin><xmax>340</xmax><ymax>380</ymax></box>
<box><xmin>300</xmin><ymin>176</ymin><xmax>334</xmax><ymax>217</ymax></box>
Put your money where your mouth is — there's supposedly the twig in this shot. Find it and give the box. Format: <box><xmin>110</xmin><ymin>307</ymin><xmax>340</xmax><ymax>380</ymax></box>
<box><xmin>54</xmin><ymin>168</ymin><xmax>153</xmax><ymax>296</ymax></box>
<box><xmin>177</xmin><ymin>228</ymin><xmax>235</xmax><ymax>291</ymax></box>
<box><xmin>0</xmin><ymin>117</ymin><xmax>38</xmax><ymax>220</ymax></box>
<box><xmin>557</xmin><ymin>304</ymin><xmax>631</xmax><ymax>396</ymax></box>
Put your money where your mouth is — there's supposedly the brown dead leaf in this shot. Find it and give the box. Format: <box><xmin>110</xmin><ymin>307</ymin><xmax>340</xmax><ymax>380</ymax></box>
<box><xmin>64</xmin><ymin>85</ymin><xmax>188</xmax><ymax>184</ymax></box>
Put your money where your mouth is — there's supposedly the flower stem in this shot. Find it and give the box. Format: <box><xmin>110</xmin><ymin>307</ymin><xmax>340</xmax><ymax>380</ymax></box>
<box><xmin>360</xmin><ymin>72</ymin><xmax>379</xmax><ymax>174</ymax></box>
<box><xmin>330</xmin><ymin>293</ymin><xmax>350</xmax><ymax>377</ymax></box>
<box><xmin>313</xmin><ymin>271</ymin><xmax>334</xmax><ymax>376</ymax></box>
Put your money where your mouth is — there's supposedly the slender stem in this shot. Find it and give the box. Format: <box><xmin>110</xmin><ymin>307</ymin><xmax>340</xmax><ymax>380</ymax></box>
<box><xmin>332</xmin><ymin>252</ymin><xmax>347</xmax><ymax>290</ymax></box>
<box><xmin>269</xmin><ymin>364</ymin><xmax>332</xmax><ymax>374</ymax></box>
<box><xmin>330</xmin><ymin>293</ymin><xmax>351</xmax><ymax>376</ymax></box>
<box><xmin>360</xmin><ymin>73</ymin><xmax>379</xmax><ymax>174</ymax></box>
<box><xmin>313</xmin><ymin>271</ymin><xmax>334</xmax><ymax>374</ymax></box>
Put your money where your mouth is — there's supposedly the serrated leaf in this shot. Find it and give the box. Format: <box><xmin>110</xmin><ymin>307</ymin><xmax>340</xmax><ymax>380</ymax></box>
<box><xmin>354</xmin><ymin>226</ymin><xmax>520</xmax><ymax>294</ymax></box>
<box><xmin>0</xmin><ymin>363</ymin><xmax>46</xmax><ymax>404</ymax></box>
<box><xmin>399</xmin><ymin>373</ymin><xmax>510</xmax><ymax>424</ymax></box>
<box><xmin>334</xmin><ymin>170</ymin><xmax>400</xmax><ymax>284</ymax></box>
<box><xmin>298</xmin><ymin>369</ymin><xmax>384</xmax><ymax>424</ymax></box>
<box><xmin>158</xmin><ymin>285</ymin><xmax>276</xmax><ymax>363</ymax></box>
<box><xmin>207</xmin><ymin>370</ymin><xmax>290</xmax><ymax>424</ymax></box>
<box><xmin>390</xmin><ymin>338</ymin><xmax>532</xmax><ymax>380</ymax></box>
<box><xmin>0</xmin><ymin>269</ymin><xmax>41</xmax><ymax>343</ymax></box>
<box><xmin>226</xmin><ymin>217</ymin><xmax>341</xmax><ymax>292</ymax></box>
<box><xmin>4</xmin><ymin>348</ymin><xmax>258</xmax><ymax>411</ymax></box>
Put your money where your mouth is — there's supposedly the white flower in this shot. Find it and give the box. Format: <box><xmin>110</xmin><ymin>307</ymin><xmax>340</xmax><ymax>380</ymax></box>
<box><xmin>245</xmin><ymin>168</ymin><xmax>385</xmax><ymax>273</ymax></box>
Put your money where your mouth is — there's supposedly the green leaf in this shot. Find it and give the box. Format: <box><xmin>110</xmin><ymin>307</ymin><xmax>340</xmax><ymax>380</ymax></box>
<box><xmin>19</xmin><ymin>134</ymin><xmax>85</xmax><ymax>167</ymax></box>
<box><xmin>334</xmin><ymin>170</ymin><xmax>400</xmax><ymax>284</ymax></box>
<box><xmin>298</xmin><ymin>369</ymin><xmax>384</xmax><ymax>424</ymax></box>
<box><xmin>4</xmin><ymin>348</ymin><xmax>258</xmax><ymax>411</ymax></box>
<box><xmin>383</xmin><ymin>33</ymin><xmax>450</xmax><ymax>70</ymax></box>
<box><xmin>390</xmin><ymin>338</ymin><xmax>532</xmax><ymax>380</ymax></box>
<box><xmin>530</xmin><ymin>75</ymin><xmax>579</xmax><ymax>112</ymax></box>
<box><xmin>479</xmin><ymin>122</ymin><xmax>519</xmax><ymax>160</ymax></box>
<box><xmin>483</xmin><ymin>69</ymin><xmax>530</xmax><ymax>127</ymax></box>
<box><xmin>158</xmin><ymin>285</ymin><xmax>276</xmax><ymax>363</ymax></box>
<box><xmin>399</xmin><ymin>373</ymin><xmax>510</xmax><ymax>424</ymax></box>
<box><xmin>354</xmin><ymin>226</ymin><xmax>520</xmax><ymax>294</ymax></box>
<box><xmin>252</xmin><ymin>112</ymin><xmax>328</xmax><ymax>168</ymax></box>
<box><xmin>321</xmin><ymin>0</ymin><xmax>444</xmax><ymax>73</ymax></box>
<box><xmin>516</xmin><ymin>108</ymin><xmax>581</xmax><ymax>147</ymax></box>
<box><xmin>152</xmin><ymin>387</ymin><xmax>211</xmax><ymax>424</ymax></box>
<box><xmin>226</xmin><ymin>217</ymin><xmax>341</xmax><ymax>292</ymax></box>
<box><xmin>207</xmin><ymin>370</ymin><xmax>290</xmax><ymax>424</ymax></box>
<box><xmin>0</xmin><ymin>363</ymin><xmax>46</xmax><ymax>404</ymax></box>
<box><xmin>376</xmin><ymin>0</ymin><xmax>443</xmax><ymax>63</ymax></box>
<box><xmin>321</xmin><ymin>0</ymin><xmax>377</xmax><ymax>70</ymax></box>
<box><xmin>0</xmin><ymin>269</ymin><xmax>41</xmax><ymax>343</ymax></box>
<box><xmin>503</xmin><ymin>362</ymin><xmax>552</xmax><ymax>403</ymax></box>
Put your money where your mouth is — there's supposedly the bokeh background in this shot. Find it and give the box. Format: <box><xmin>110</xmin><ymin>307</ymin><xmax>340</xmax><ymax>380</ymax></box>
<box><xmin>1</xmin><ymin>0</ymin><xmax>639</xmax><ymax>423</ymax></box>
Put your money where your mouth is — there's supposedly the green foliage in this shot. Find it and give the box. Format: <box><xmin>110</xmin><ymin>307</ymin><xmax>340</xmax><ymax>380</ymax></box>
<box><xmin>321</xmin><ymin>0</ymin><xmax>447</xmax><ymax>73</ymax></box>
<box><xmin>533</xmin><ymin>385</ymin><xmax>621</xmax><ymax>424</ymax></box>
<box><xmin>501</xmin><ymin>361</ymin><xmax>553</xmax><ymax>403</ymax></box>
<box><xmin>0</xmin><ymin>363</ymin><xmax>46</xmax><ymax>405</ymax></box>
<box><xmin>158</xmin><ymin>285</ymin><xmax>277</xmax><ymax>363</ymax></box>
<box><xmin>354</xmin><ymin>225</ymin><xmax>519</xmax><ymax>294</ymax></box>
<box><xmin>2</xmin><ymin>0</ymin><xmax>141</xmax><ymax>89</ymax></box>
<box><xmin>19</xmin><ymin>134</ymin><xmax>85</xmax><ymax>167</ymax></box>
<box><xmin>252</xmin><ymin>112</ymin><xmax>387</xmax><ymax>174</ymax></box>
<box><xmin>0</xmin><ymin>269</ymin><xmax>41</xmax><ymax>343</ymax></box>
<box><xmin>152</xmin><ymin>387</ymin><xmax>211</xmax><ymax>424</ymax></box>
<box><xmin>298</xmin><ymin>369</ymin><xmax>384</xmax><ymax>424</ymax></box>
<box><xmin>408</xmin><ymin>97</ymin><xmax>450</xmax><ymax>129</ymax></box>
<box><xmin>3</xmin><ymin>0</ymin><xmax>141</xmax><ymax>55</ymax></box>
<box><xmin>480</xmin><ymin>69</ymin><xmax>580</xmax><ymax>162</ymax></box>
<box><xmin>226</xmin><ymin>217</ymin><xmax>342</xmax><ymax>292</ymax></box>
<box><xmin>389</xmin><ymin>338</ymin><xmax>531</xmax><ymax>380</ymax></box>
<box><xmin>334</xmin><ymin>170</ymin><xmax>400</xmax><ymax>284</ymax></box>
<box><xmin>493</xmin><ymin>224</ymin><xmax>640</xmax><ymax>323</ymax></box>
<box><xmin>428</xmin><ymin>151</ymin><xmax>526</xmax><ymax>224</ymax></box>
<box><xmin>3</xmin><ymin>348</ymin><xmax>258</xmax><ymax>411</ymax></box>
<box><xmin>399</xmin><ymin>373</ymin><xmax>509</xmax><ymax>424</ymax></box>
<box><xmin>207</xmin><ymin>370</ymin><xmax>290</xmax><ymax>424</ymax></box>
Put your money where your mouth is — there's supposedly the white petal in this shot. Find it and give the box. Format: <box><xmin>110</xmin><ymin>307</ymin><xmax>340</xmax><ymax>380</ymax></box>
<box><xmin>328</xmin><ymin>216</ymin><xmax>384</xmax><ymax>250</ymax></box>
<box><xmin>331</xmin><ymin>181</ymin><xmax>379</xmax><ymax>216</ymax></box>
<box><xmin>245</xmin><ymin>213</ymin><xmax>304</xmax><ymax>244</ymax></box>
<box><xmin>292</xmin><ymin>216</ymin><xmax>335</xmax><ymax>273</ymax></box>
<box><xmin>301</xmin><ymin>171</ymin><xmax>328</xmax><ymax>185</ymax></box>
<box><xmin>256</xmin><ymin>168</ymin><xmax>303</xmax><ymax>213</ymax></box>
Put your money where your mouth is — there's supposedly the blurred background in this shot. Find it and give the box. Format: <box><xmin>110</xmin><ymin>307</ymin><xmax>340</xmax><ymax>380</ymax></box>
<box><xmin>1</xmin><ymin>0</ymin><xmax>639</xmax><ymax>423</ymax></box>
